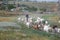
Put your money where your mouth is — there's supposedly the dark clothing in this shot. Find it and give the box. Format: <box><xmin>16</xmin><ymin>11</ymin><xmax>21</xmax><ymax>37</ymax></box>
<box><xmin>26</xmin><ymin>14</ymin><xmax>29</xmax><ymax>22</ymax></box>
<box><xmin>26</xmin><ymin>14</ymin><xmax>29</xmax><ymax>18</ymax></box>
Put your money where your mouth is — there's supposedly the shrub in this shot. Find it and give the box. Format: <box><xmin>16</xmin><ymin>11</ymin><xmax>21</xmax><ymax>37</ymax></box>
<box><xmin>40</xmin><ymin>8</ymin><xmax>46</xmax><ymax>12</ymax></box>
<box><xmin>8</xmin><ymin>4</ymin><xmax>16</xmax><ymax>10</ymax></box>
<box><xmin>24</xmin><ymin>6</ymin><xmax>37</xmax><ymax>12</ymax></box>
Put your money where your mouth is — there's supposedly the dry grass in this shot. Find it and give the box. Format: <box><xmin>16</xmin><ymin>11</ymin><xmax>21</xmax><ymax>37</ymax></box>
<box><xmin>0</xmin><ymin>17</ymin><xmax>17</xmax><ymax>22</ymax></box>
<box><xmin>0</xmin><ymin>18</ymin><xmax>11</xmax><ymax>22</ymax></box>
<box><xmin>0</xmin><ymin>31</ymin><xmax>49</xmax><ymax>40</ymax></box>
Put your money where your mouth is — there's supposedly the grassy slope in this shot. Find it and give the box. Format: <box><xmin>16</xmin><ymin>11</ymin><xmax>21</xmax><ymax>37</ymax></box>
<box><xmin>0</xmin><ymin>13</ymin><xmax>60</xmax><ymax>40</ymax></box>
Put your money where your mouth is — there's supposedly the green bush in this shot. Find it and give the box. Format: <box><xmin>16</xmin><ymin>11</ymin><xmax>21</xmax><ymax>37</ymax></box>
<box><xmin>8</xmin><ymin>4</ymin><xmax>16</xmax><ymax>10</ymax></box>
<box><xmin>24</xmin><ymin>7</ymin><xmax>37</xmax><ymax>12</ymax></box>
<box><xmin>40</xmin><ymin>8</ymin><xmax>46</xmax><ymax>12</ymax></box>
<box><xmin>0</xmin><ymin>4</ymin><xmax>15</xmax><ymax>10</ymax></box>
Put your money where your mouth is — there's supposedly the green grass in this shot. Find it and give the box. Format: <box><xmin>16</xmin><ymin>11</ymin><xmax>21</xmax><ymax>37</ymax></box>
<box><xmin>0</xmin><ymin>22</ymin><xmax>60</xmax><ymax>40</ymax></box>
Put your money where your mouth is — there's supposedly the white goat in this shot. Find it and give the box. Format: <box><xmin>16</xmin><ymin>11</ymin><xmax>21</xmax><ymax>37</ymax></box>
<box><xmin>54</xmin><ymin>28</ymin><xmax>60</xmax><ymax>33</ymax></box>
<box><xmin>25</xmin><ymin>22</ymin><xmax>30</xmax><ymax>28</ymax></box>
<box><xmin>35</xmin><ymin>17</ymin><xmax>44</xmax><ymax>24</ymax></box>
<box><xmin>35</xmin><ymin>17</ymin><xmax>41</xmax><ymax>23</ymax></box>
<box><xmin>43</xmin><ymin>24</ymin><xmax>51</xmax><ymax>32</ymax></box>
<box><xmin>57</xmin><ymin>28</ymin><xmax>60</xmax><ymax>33</ymax></box>
<box><xmin>45</xmin><ymin>21</ymin><xmax>48</xmax><ymax>24</ymax></box>
<box><xmin>17</xmin><ymin>17</ymin><xmax>21</xmax><ymax>22</ymax></box>
<box><xmin>29</xmin><ymin>17</ymin><xmax>33</xmax><ymax>23</ymax></box>
<box><xmin>58</xmin><ymin>20</ymin><xmax>60</xmax><ymax>23</ymax></box>
<box><xmin>25</xmin><ymin>17</ymin><xmax>33</xmax><ymax>28</ymax></box>
<box><xmin>40</xmin><ymin>18</ymin><xmax>44</xmax><ymax>22</ymax></box>
<box><xmin>21</xmin><ymin>18</ymin><xmax>24</xmax><ymax>21</ymax></box>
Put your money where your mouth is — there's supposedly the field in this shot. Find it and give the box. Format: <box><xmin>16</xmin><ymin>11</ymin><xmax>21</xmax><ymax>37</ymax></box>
<box><xmin>0</xmin><ymin>13</ymin><xmax>60</xmax><ymax>40</ymax></box>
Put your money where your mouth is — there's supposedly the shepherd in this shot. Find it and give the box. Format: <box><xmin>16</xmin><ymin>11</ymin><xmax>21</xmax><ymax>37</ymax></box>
<box><xmin>26</xmin><ymin>14</ymin><xmax>29</xmax><ymax>22</ymax></box>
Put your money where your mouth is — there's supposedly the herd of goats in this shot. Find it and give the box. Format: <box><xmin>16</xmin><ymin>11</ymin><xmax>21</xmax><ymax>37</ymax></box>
<box><xmin>17</xmin><ymin>15</ymin><xmax>60</xmax><ymax>34</ymax></box>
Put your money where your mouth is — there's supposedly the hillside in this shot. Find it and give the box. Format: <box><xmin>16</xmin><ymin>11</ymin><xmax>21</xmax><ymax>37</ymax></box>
<box><xmin>8</xmin><ymin>1</ymin><xmax>57</xmax><ymax>7</ymax></box>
